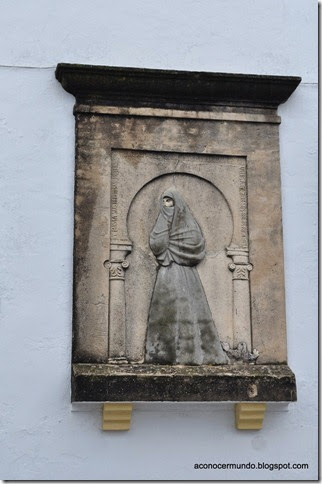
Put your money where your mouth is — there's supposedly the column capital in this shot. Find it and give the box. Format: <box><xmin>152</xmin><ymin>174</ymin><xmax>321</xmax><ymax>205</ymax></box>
<box><xmin>104</xmin><ymin>259</ymin><xmax>129</xmax><ymax>280</ymax></box>
<box><xmin>228</xmin><ymin>262</ymin><xmax>253</xmax><ymax>280</ymax></box>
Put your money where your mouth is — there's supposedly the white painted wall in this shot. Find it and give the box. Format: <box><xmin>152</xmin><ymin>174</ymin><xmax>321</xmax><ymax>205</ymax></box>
<box><xmin>0</xmin><ymin>0</ymin><xmax>317</xmax><ymax>480</ymax></box>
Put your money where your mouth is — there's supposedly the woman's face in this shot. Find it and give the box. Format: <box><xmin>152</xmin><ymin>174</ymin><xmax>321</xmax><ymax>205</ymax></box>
<box><xmin>163</xmin><ymin>196</ymin><xmax>174</xmax><ymax>207</ymax></box>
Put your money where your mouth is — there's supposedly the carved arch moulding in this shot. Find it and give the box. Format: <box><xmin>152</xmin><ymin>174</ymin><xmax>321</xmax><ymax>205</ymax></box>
<box><xmin>56</xmin><ymin>63</ymin><xmax>300</xmax><ymax>404</ymax></box>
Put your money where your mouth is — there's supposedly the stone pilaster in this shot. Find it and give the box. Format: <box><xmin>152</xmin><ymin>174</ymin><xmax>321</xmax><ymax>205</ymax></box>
<box><xmin>226</xmin><ymin>247</ymin><xmax>253</xmax><ymax>350</ymax></box>
<box><xmin>104</xmin><ymin>241</ymin><xmax>132</xmax><ymax>363</ymax></box>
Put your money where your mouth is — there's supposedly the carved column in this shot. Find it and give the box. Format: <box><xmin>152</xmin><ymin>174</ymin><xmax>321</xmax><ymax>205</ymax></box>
<box><xmin>226</xmin><ymin>247</ymin><xmax>253</xmax><ymax>350</ymax></box>
<box><xmin>104</xmin><ymin>241</ymin><xmax>132</xmax><ymax>363</ymax></box>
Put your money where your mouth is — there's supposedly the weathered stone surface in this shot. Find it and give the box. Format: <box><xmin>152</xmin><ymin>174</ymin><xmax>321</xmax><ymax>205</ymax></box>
<box><xmin>72</xmin><ymin>113</ymin><xmax>289</xmax><ymax>364</ymax></box>
<box><xmin>56</xmin><ymin>63</ymin><xmax>300</xmax><ymax>402</ymax></box>
<box><xmin>55</xmin><ymin>63</ymin><xmax>301</xmax><ymax>108</ymax></box>
<box><xmin>72</xmin><ymin>364</ymin><xmax>297</xmax><ymax>402</ymax></box>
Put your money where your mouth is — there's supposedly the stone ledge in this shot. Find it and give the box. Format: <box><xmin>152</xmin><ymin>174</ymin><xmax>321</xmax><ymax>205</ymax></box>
<box><xmin>72</xmin><ymin>364</ymin><xmax>296</xmax><ymax>402</ymax></box>
<box><xmin>56</xmin><ymin>63</ymin><xmax>301</xmax><ymax>108</ymax></box>
<box><xmin>74</xmin><ymin>104</ymin><xmax>281</xmax><ymax>124</ymax></box>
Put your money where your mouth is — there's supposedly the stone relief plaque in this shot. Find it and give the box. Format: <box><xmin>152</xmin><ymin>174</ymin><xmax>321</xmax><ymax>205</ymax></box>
<box><xmin>56</xmin><ymin>64</ymin><xmax>300</xmax><ymax>402</ymax></box>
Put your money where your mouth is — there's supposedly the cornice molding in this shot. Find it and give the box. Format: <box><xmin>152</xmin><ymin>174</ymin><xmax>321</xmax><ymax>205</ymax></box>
<box><xmin>56</xmin><ymin>63</ymin><xmax>301</xmax><ymax>109</ymax></box>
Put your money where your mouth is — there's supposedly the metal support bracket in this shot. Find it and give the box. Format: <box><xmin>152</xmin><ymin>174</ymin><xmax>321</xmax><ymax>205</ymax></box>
<box><xmin>102</xmin><ymin>403</ymin><xmax>133</xmax><ymax>431</ymax></box>
<box><xmin>235</xmin><ymin>402</ymin><xmax>267</xmax><ymax>430</ymax></box>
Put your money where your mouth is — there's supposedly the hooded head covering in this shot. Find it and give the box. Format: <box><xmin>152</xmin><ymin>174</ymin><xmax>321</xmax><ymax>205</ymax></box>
<box><xmin>149</xmin><ymin>187</ymin><xmax>205</xmax><ymax>266</ymax></box>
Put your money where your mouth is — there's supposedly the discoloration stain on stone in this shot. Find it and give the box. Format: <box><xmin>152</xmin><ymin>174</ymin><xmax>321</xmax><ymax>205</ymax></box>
<box><xmin>72</xmin><ymin>363</ymin><xmax>296</xmax><ymax>402</ymax></box>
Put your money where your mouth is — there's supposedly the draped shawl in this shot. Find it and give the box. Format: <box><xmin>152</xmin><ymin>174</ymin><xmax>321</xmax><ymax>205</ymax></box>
<box><xmin>149</xmin><ymin>187</ymin><xmax>205</xmax><ymax>267</ymax></box>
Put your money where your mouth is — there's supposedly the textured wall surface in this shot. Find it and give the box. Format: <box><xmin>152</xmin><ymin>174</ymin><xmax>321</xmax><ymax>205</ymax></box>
<box><xmin>0</xmin><ymin>0</ymin><xmax>317</xmax><ymax>480</ymax></box>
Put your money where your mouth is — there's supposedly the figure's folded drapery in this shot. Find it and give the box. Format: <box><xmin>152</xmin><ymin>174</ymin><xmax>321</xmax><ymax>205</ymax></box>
<box><xmin>145</xmin><ymin>187</ymin><xmax>229</xmax><ymax>365</ymax></box>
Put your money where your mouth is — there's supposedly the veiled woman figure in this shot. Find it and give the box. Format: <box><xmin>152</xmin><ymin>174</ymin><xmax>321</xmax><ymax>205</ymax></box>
<box><xmin>145</xmin><ymin>187</ymin><xmax>229</xmax><ymax>365</ymax></box>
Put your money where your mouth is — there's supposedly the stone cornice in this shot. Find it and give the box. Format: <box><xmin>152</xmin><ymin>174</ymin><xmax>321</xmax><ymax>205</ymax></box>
<box><xmin>56</xmin><ymin>63</ymin><xmax>301</xmax><ymax>109</ymax></box>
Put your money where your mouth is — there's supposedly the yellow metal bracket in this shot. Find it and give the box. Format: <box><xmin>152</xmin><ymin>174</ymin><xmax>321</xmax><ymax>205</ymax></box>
<box><xmin>102</xmin><ymin>403</ymin><xmax>133</xmax><ymax>431</ymax></box>
<box><xmin>235</xmin><ymin>403</ymin><xmax>266</xmax><ymax>430</ymax></box>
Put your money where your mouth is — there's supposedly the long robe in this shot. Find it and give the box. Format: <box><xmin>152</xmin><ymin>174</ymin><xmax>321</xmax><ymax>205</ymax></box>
<box><xmin>145</xmin><ymin>187</ymin><xmax>229</xmax><ymax>365</ymax></box>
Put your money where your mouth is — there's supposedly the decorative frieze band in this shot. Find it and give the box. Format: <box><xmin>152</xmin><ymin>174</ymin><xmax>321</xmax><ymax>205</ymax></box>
<box><xmin>239</xmin><ymin>165</ymin><xmax>248</xmax><ymax>248</ymax></box>
<box><xmin>111</xmin><ymin>159</ymin><xmax>119</xmax><ymax>238</ymax></box>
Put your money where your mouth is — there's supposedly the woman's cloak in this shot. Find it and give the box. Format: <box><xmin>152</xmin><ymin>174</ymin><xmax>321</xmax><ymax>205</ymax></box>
<box><xmin>145</xmin><ymin>187</ymin><xmax>229</xmax><ymax>365</ymax></box>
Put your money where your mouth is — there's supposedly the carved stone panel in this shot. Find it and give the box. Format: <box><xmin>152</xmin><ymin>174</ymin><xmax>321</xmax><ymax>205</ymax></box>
<box><xmin>110</xmin><ymin>150</ymin><xmax>248</xmax><ymax>362</ymax></box>
<box><xmin>56</xmin><ymin>63</ymin><xmax>300</xmax><ymax>402</ymax></box>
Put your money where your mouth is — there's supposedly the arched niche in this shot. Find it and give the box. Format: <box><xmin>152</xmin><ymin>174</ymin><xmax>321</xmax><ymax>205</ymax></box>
<box><xmin>125</xmin><ymin>173</ymin><xmax>233</xmax><ymax>362</ymax></box>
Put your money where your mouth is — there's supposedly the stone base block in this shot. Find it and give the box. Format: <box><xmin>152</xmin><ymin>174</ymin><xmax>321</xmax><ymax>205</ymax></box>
<box><xmin>72</xmin><ymin>364</ymin><xmax>296</xmax><ymax>402</ymax></box>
